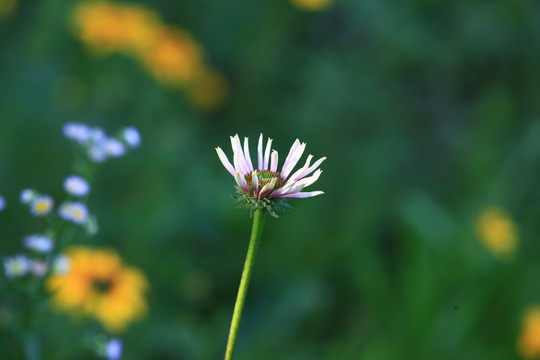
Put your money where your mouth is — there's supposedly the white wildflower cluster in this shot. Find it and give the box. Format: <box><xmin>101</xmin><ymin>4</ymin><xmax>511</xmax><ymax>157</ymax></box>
<box><xmin>63</xmin><ymin>122</ymin><xmax>141</xmax><ymax>163</ymax></box>
<box><xmin>3</xmin><ymin>233</ymin><xmax>69</xmax><ymax>280</ymax></box>
<box><xmin>4</xmin><ymin>123</ymin><xmax>138</xmax><ymax>282</ymax></box>
<box><xmin>20</xmin><ymin>175</ymin><xmax>94</xmax><ymax>229</ymax></box>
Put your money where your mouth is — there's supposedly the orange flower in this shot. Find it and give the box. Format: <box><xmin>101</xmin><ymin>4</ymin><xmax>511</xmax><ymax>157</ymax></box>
<box><xmin>140</xmin><ymin>27</ymin><xmax>204</xmax><ymax>86</ymax></box>
<box><xmin>518</xmin><ymin>306</ymin><xmax>540</xmax><ymax>359</ymax></box>
<box><xmin>72</xmin><ymin>1</ymin><xmax>160</xmax><ymax>54</ymax></box>
<box><xmin>476</xmin><ymin>207</ymin><xmax>518</xmax><ymax>260</ymax></box>
<box><xmin>47</xmin><ymin>246</ymin><xmax>148</xmax><ymax>333</ymax></box>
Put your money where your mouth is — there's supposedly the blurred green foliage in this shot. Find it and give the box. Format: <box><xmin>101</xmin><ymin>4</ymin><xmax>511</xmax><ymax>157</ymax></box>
<box><xmin>2</xmin><ymin>0</ymin><xmax>540</xmax><ymax>359</ymax></box>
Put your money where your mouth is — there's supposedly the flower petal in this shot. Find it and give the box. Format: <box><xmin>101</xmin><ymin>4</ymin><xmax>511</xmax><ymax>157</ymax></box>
<box><xmin>234</xmin><ymin>172</ymin><xmax>249</xmax><ymax>195</ymax></box>
<box><xmin>281</xmin><ymin>139</ymin><xmax>300</xmax><ymax>174</ymax></box>
<box><xmin>269</xmin><ymin>180</ymin><xmax>297</xmax><ymax>198</ymax></box>
<box><xmin>263</xmin><ymin>138</ymin><xmax>273</xmax><ymax>170</ymax></box>
<box><xmin>251</xmin><ymin>171</ymin><xmax>259</xmax><ymax>197</ymax></box>
<box><xmin>216</xmin><ymin>147</ymin><xmax>235</xmax><ymax>176</ymax></box>
<box><xmin>270</xmin><ymin>150</ymin><xmax>279</xmax><ymax>173</ymax></box>
<box><xmin>231</xmin><ymin>135</ymin><xmax>249</xmax><ymax>175</ymax></box>
<box><xmin>288</xmin><ymin>155</ymin><xmax>313</xmax><ymax>183</ymax></box>
<box><xmin>234</xmin><ymin>152</ymin><xmax>249</xmax><ymax>175</ymax></box>
<box><xmin>281</xmin><ymin>142</ymin><xmax>306</xmax><ymax>180</ymax></box>
<box><xmin>297</xmin><ymin>169</ymin><xmax>322</xmax><ymax>188</ymax></box>
<box><xmin>243</xmin><ymin>137</ymin><xmax>254</xmax><ymax>172</ymax></box>
<box><xmin>281</xmin><ymin>191</ymin><xmax>324</xmax><ymax>198</ymax></box>
<box><xmin>257</xmin><ymin>134</ymin><xmax>264</xmax><ymax>170</ymax></box>
<box><xmin>291</xmin><ymin>156</ymin><xmax>326</xmax><ymax>181</ymax></box>
<box><xmin>258</xmin><ymin>178</ymin><xmax>276</xmax><ymax>199</ymax></box>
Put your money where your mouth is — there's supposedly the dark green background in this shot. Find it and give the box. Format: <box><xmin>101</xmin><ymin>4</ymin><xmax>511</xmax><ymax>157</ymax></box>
<box><xmin>1</xmin><ymin>0</ymin><xmax>540</xmax><ymax>359</ymax></box>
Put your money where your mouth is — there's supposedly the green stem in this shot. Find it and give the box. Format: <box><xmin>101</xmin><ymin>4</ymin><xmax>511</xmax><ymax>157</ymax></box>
<box><xmin>224</xmin><ymin>209</ymin><xmax>266</xmax><ymax>360</ymax></box>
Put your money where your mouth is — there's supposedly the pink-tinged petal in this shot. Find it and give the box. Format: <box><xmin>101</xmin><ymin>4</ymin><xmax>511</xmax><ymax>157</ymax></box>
<box><xmin>281</xmin><ymin>191</ymin><xmax>324</xmax><ymax>198</ymax></box>
<box><xmin>270</xmin><ymin>150</ymin><xmax>279</xmax><ymax>173</ymax></box>
<box><xmin>288</xmin><ymin>155</ymin><xmax>313</xmax><ymax>182</ymax></box>
<box><xmin>251</xmin><ymin>171</ymin><xmax>259</xmax><ymax>197</ymax></box>
<box><xmin>269</xmin><ymin>180</ymin><xmax>296</xmax><ymax>198</ymax></box>
<box><xmin>230</xmin><ymin>135</ymin><xmax>242</xmax><ymax>154</ymax></box>
<box><xmin>285</xmin><ymin>182</ymin><xmax>307</xmax><ymax>196</ymax></box>
<box><xmin>281</xmin><ymin>139</ymin><xmax>300</xmax><ymax>176</ymax></box>
<box><xmin>216</xmin><ymin>147</ymin><xmax>235</xmax><ymax>176</ymax></box>
<box><xmin>243</xmin><ymin>137</ymin><xmax>254</xmax><ymax>172</ymax></box>
<box><xmin>297</xmin><ymin>169</ymin><xmax>322</xmax><ymax>188</ymax></box>
<box><xmin>257</xmin><ymin>134</ymin><xmax>264</xmax><ymax>170</ymax></box>
<box><xmin>234</xmin><ymin>152</ymin><xmax>249</xmax><ymax>175</ymax></box>
<box><xmin>292</xmin><ymin>156</ymin><xmax>326</xmax><ymax>181</ymax></box>
<box><xmin>231</xmin><ymin>135</ymin><xmax>250</xmax><ymax>174</ymax></box>
<box><xmin>281</xmin><ymin>142</ymin><xmax>306</xmax><ymax>180</ymax></box>
<box><xmin>258</xmin><ymin>178</ymin><xmax>276</xmax><ymax>199</ymax></box>
<box><xmin>263</xmin><ymin>138</ymin><xmax>273</xmax><ymax>170</ymax></box>
<box><xmin>234</xmin><ymin>172</ymin><xmax>250</xmax><ymax>195</ymax></box>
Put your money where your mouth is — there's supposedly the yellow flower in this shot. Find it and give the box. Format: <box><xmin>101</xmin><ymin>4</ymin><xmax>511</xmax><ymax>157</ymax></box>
<box><xmin>290</xmin><ymin>0</ymin><xmax>334</xmax><ymax>11</ymax></box>
<box><xmin>140</xmin><ymin>27</ymin><xmax>203</xmax><ymax>86</ymax></box>
<box><xmin>518</xmin><ymin>306</ymin><xmax>540</xmax><ymax>359</ymax></box>
<box><xmin>72</xmin><ymin>1</ymin><xmax>160</xmax><ymax>54</ymax></box>
<box><xmin>47</xmin><ymin>246</ymin><xmax>148</xmax><ymax>333</ymax></box>
<box><xmin>476</xmin><ymin>207</ymin><xmax>518</xmax><ymax>260</ymax></box>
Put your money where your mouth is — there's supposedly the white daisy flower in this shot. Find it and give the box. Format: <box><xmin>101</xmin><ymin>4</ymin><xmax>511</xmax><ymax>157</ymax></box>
<box><xmin>30</xmin><ymin>260</ymin><xmax>48</xmax><ymax>277</ymax></box>
<box><xmin>52</xmin><ymin>255</ymin><xmax>70</xmax><ymax>275</ymax></box>
<box><xmin>0</xmin><ymin>195</ymin><xmax>5</xmax><ymax>212</ymax></box>
<box><xmin>20</xmin><ymin>189</ymin><xmax>36</xmax><ymax>204</ymax></box>
<box><xmin>216</xmin><ymin>134</ymin><xmax>326</xmax><ymax>202</ymax></box>
<box><xmin>104</xmin><ymin>138</ymin><xmax>126</xmax><ymax>157</ymax></box>
<box><xmin>3</xmin><ymin>255</ymin><xmax>32</xmax><ymax>279</ymax></box>
<box><xmin>23</xmin><ymin>234</ymin><xmax>54</xmax><ymax>253</ymax></box>
<box><xmin>64</xmin><ymin>175</ymin><xmax>90</xmax><ymax>197</ymax></box>
<box><xmin>30</xmin><ymin>195</ymin><xmax>54</xmax><ymax>216</ymax></box>
<box><xmin>123</xmin><ymin>127</ymin><xmax>141</xmax><ymax>148</ymax></box>
<box><xmin>63</xmin><ymin>122</ymin><xmax>91</xmax><ymax>143</ymax></box>
<box><xmin>59</xmin><ymin>201</ymin><xmax>89</xmax><ymax>224</ymax></box>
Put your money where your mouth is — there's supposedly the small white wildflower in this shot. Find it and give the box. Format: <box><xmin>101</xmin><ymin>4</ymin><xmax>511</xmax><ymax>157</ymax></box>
<box><xmin>0</xmin><ymin>195</ymin><xmax>5</xmax><ymax>212</ymax></box>
<box><xmin>64</xmin><ymin>175</ymin><xmax>90</xmax><ymax>197</ymax></box>
<box><xmin>90</xmin><ymin>127</ymin><xmax>106</xmax><ymax>143</ymax></box>
<box><xmin>30</xmin><ymin>195</ymin><xmax>54</xmax><ymax>216</ymax></box>
<box><xmin>20</xmin><ymin>189</ymin><xmax>36</xmax><ymax>204</ymax></box>
<box><xmin>123</xmin><ymin>127</ymin><xmax>141</xmax><ymax>148</ymax></box>
<box><xmin>88</xmin><ymin>144</ymin><xmax>107</xmax><ymax>163</ymax></box>
<box><xmin>23</xmin><ymin>234</ymin><xmax>54</xmax><ymax>253</ymax></box>
<box><xmin>63</xmin><ymin>122</ymin><xmax>91</xmax><ymax>143</ymax></box>
<box><xmin>30</xmin><ymin>260</ymin><xmax>48</xmax><ymax>277</ymax></box>
<box><xmin>59</xmin><ymin>201</ymin><xmax>89</xmax><ymax>224</ymax></box>
<box><xmin>3</xmin><ymin>255</ymin><xmax>31</xmax><ymax>279</ymax></box>
<box><xmin>104</xmin><ymin>138</ymin><xmax>125</xmax><ymax>157</ymax></box>
<box><xmin>106</xmin><ymin>338</ymin><xmax>122</xmax><ymax>360</ymax></box>
<box><xmin>52</xmin><ymin>255</ymin><xmax>70</xmax><ymax>275</ymax></box>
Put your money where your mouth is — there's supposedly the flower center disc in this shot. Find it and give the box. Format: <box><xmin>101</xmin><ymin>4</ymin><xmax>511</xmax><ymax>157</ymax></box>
<box><xmin>245</xmin><ymin>170</ymin><xmax>285</xmax><ymax>190</ymax></box>
<box><xmin>93</xmin><ymin>279</ymin><xmax>113</xmax><ymax>293</ymax></box>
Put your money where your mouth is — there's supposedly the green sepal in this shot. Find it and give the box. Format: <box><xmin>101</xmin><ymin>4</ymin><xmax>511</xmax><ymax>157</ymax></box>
<box><xmin>231</xmin><ymin>187</ymin><xmax>292</xmax><ymax>218</ymax></box>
